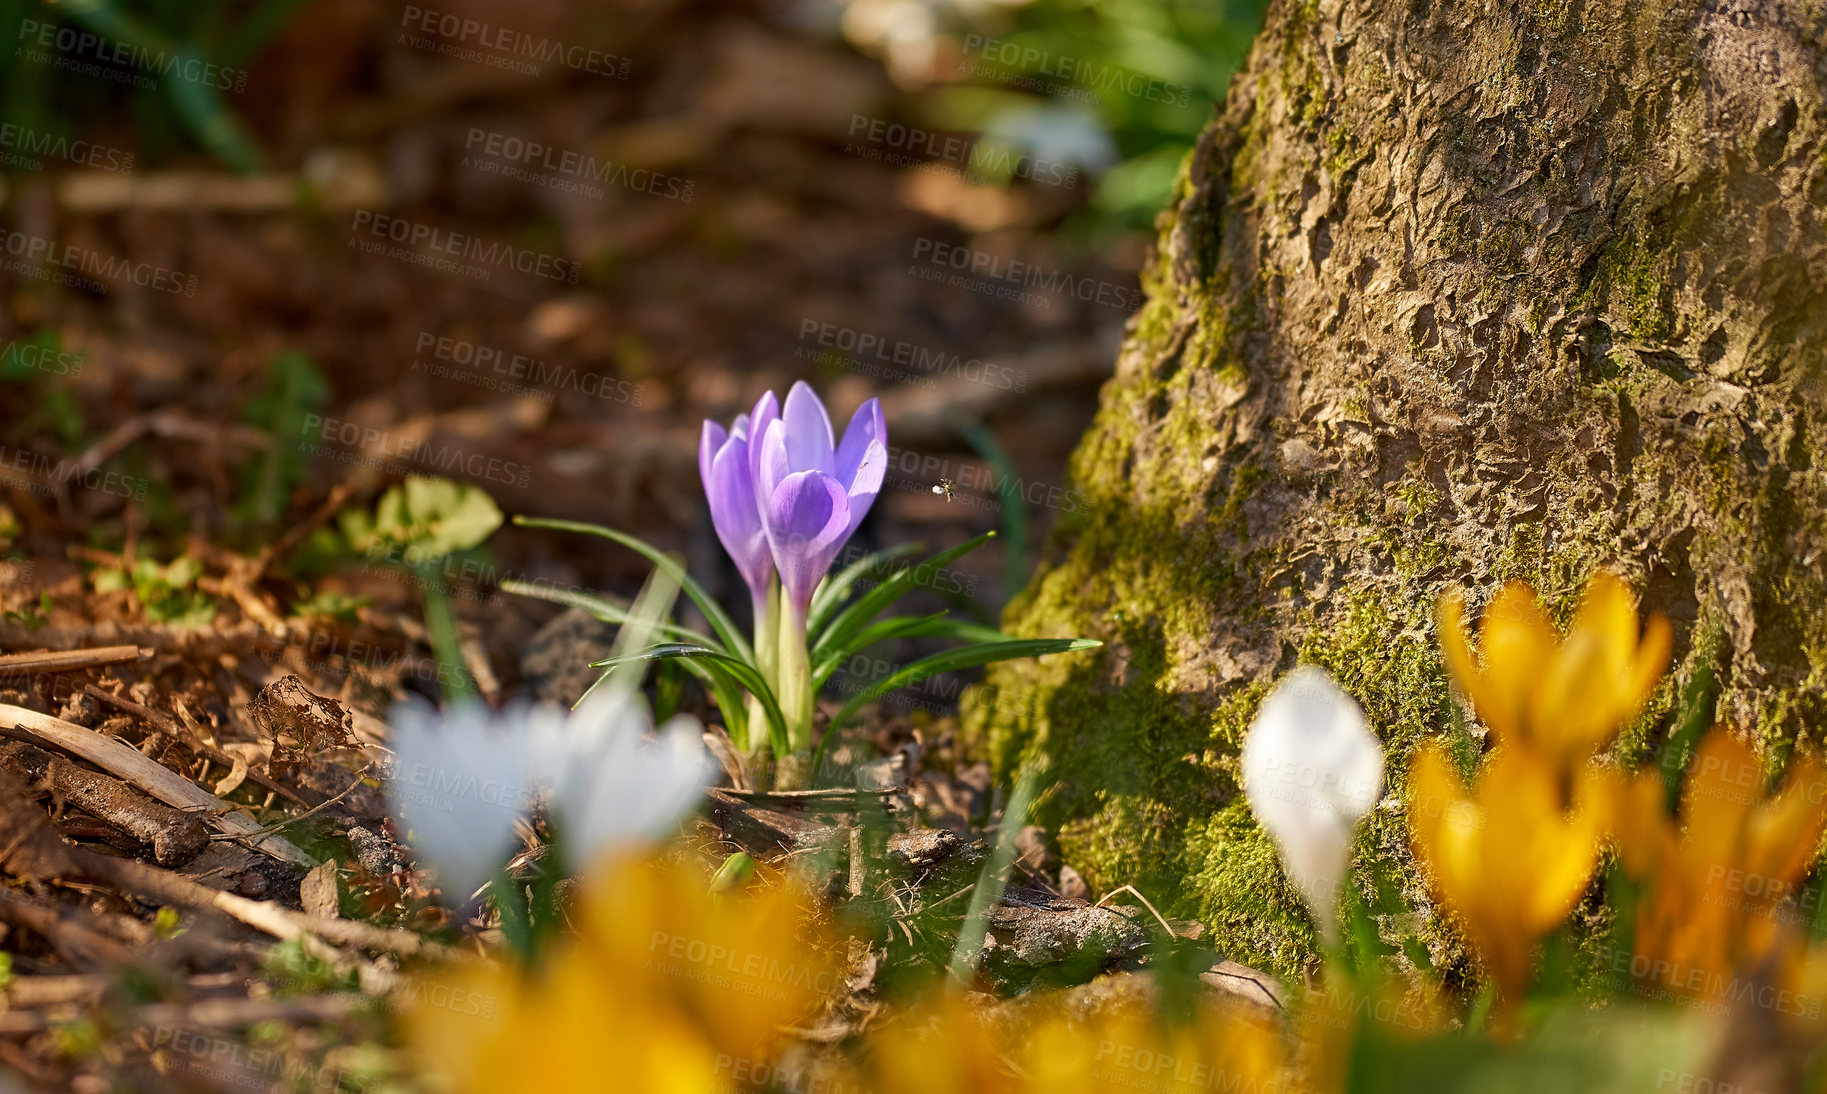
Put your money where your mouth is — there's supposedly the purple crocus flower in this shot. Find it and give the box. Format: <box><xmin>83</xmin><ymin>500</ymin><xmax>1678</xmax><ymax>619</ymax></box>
<box><xmin>700</xmin><ymin>413</ymin><xmax>772</xmax><ymax>603</ymax></box>
<box><xmin>748</xmin><ymin>382</ymin><xmax>886</xmax><ymax>616</ymax></box>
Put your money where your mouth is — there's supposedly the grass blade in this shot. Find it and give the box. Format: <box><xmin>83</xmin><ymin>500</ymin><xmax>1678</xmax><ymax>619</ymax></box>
<box><xmin>512</xmin><ymin>516</ymin><xmax>752</xmax><ymax>663</ymax></box>
<box><xmin>59</xmin><ymin>0</ymin><xmax>267</xmax><ymax>171</ymax></box>
<box><xmin>811</xmin><ymin>613</ymin><xmax>1003</xmax><ymax>689</ymax></box>
<box><xmin>595</xmin><ymin>644</ymin><xmax>786</xmax><ymax>758</ymax></box>
<box><xmin>809</xmin><ymin>542</ymin><xmax>926</xmax><ymax>638</ymax></box>
<box><xmin>578</xmin><ymin>564</ymin><xmax>685</xmax><ymax>715</ymax></box>
<box><xmin>953</xmin><ymin>419</ymin><xmax>1028</xmax><ymax>591</ymax></box>
<box><xmin>666</xmin><ymin>658</ymin><xmax>753</xmax><ymax>753</ymax></box>
<box><xmin>814</xmin><ymin>532</ymin><xmax>998</xmax><ymax>659</ymax></box>
<box><xmin>947</xmin><ymin>766</ymin><xmax>1040</xmax><ymax>988</ymax></box>
<box><xmin>498</xmin><ymin>577</ymin><xmax>716</xmax><ymax>649</ymax></box>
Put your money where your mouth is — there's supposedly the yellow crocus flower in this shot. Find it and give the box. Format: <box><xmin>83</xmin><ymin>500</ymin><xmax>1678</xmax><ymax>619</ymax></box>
<box><xmin>1612</xmin><ymin>728</ymin><xmax>1827</xmax><ymax>1006</ymax></box>
<box><xmin>1408</xmin><ymin>741</ymin><xmax>1612</xmax><ymax>1022</ymax></box>
<box><xmin>404</xmin><ymin>852</ymin><xmax>839</xmax><ymax>1094</ymax></box>
<box><xmin>1439</xmin><ymin>572</ymin><xmax>1671</xmax><ymax>773</ymax></box>
<box><xmin>855</xmin><ymin>988</ymin><xmax>1295</xmax><ymax>1094</ymax></box>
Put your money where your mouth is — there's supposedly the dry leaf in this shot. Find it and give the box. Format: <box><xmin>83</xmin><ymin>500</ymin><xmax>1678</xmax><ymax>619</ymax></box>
<box><xmin>212</xmin><ymin>753</ymin><xmax>250</xmax><ymax>796</ymax></box>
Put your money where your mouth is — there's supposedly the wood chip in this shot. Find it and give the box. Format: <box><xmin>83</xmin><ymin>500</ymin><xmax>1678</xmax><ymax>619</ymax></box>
<box><xmin>300</xmin><ymin>860</ymin><xmax>340</xmax><ymax>920</ymax></box>
<box><xmin>707</xmin><ymin>788</ymin><xmax>843</xmax><ymax>856</ymax></box>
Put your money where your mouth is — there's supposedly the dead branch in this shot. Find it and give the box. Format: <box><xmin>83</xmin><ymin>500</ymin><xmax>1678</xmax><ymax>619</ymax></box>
<box><xmin>0</xmin><ymin>646</ymin><xmax>148</xmax><ymax>677</ymax></box>
<box><xmin>0</xmin><ymin>704</ymin><xmax>316</xmax><ymax>869</ymax></box>
<box><xmin>0</xmin><ymin>740</ymin><xmax>210</xmax><ymax>867</ymax></box>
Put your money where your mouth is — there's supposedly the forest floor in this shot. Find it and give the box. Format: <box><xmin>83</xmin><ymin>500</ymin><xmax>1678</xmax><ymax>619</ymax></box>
<box><xmin>0</xmin><ymin>0</ymin><xmax>1221</xmax><ymax>1089</ymax></box>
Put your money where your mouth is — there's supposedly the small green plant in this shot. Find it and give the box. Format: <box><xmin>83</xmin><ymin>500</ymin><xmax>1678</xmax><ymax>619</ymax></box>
<box><xmin>336</xmin><ymin>477</ymin><xmax>505</xmax><ymax>699</ymax></box>
<box><xmin>151</xmin><ymin>905</ymin><xmax>186</xmax><ymax>940</ymax></box>
<box><xmin>259</xmin><ymin>936</ymin><xmax>358</xmax><ymax>996</ymax></box>
<box><xmin>338</xmin><ymin>477</ymin><xmax>505</xmax><ymax>563</ymax></box>
<box><xmin>52</xmin><ymin>1019</ymin><xmax>103</xmax><ymax>1060</ymax></box>
<box><xmin>233</xmin><ymin>351</ymin><xmax>330</xmax><ymax>535</ymax></box>
<box><xmin>3</xmin><ymin>591</ymin><xmax>52</xmax><ymax>630</ymax></box>
<box><xmin>93</xmin><ymin>555</ymin><xmax>216</xmax><ymax>627</ymax></box>
<box><xmin>289</xmin><ymin>589</ymin><xmax>370</xmax><ymax>622</ymax></box>
<box><xmin>1</xmin><ymin>331</ymin><xmax>86</xmax><ymax>447</ymax></box>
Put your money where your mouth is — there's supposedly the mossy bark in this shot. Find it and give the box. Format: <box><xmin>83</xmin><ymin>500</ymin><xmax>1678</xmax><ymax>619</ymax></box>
<box><xmin>972</xmin><ymin>0</ymin><xmax>1827</xmax><ymax>981</ymax></box>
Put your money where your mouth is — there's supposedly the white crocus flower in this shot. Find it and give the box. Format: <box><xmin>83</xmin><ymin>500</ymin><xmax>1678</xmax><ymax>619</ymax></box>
<box><xmin>532</xmin><ymin>691</ymin><xmax>717</xmax><ymax>876</ymax></box>
<box><xmin>387</xmin><ymin>699</ymin><xmax>540</xmax><ymax>906</ymax></box>
<box><xmin>388</xmin><ymin>686</ymin><xmax>715</xmax><ymax>901</ymax></box>
<box><xmin>1240</xmin><ymin>666</ymin><xmax>1385</xmax><ymax>940</ymax></box>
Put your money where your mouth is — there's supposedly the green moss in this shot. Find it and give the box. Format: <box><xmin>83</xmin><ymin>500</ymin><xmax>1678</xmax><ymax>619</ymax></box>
<box><xmin>975</xmin><ymin>0</ymin><xmax>1827</xmax><ymax>991</ymax></box>
<box><xmin>1322</xmin><ymin>125</ymin><xmax>1353</xmax><ymax>182</ymax></box>
<box><xmin>1214</xmin><ymin>463</ymin><xmax>1267</xmax><ymax>541</ymax></box>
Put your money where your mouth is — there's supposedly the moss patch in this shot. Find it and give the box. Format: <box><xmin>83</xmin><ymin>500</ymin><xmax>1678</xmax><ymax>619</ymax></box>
<box><xmin>971</xmin><ymin>0</ymin><xmax>1827</xmax><ymax>986</ymax></box>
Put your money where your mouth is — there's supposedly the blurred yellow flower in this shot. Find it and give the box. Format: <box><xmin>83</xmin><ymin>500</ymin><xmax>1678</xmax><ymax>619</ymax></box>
<box><xmin>404</xmin><ymin>852</ymin><xmax>839</xmax><ymax>1094</ymax></box>
<box><xmin>1439</xmin><ymin>572</ymin><xmax>1671</xmax><ymax>774</ymax></box>
<box><xmin>1612</xmin><ymin>728</ymin><xmax>1827</xmax><ymax>1007</ymax></box>
<box><xmin>852</xmin><ymin>987</ymin><xmax>1296</xmax><ymax>1094</ymax></box>
<box><xmin>1408</xmin><ymin>741</ymin><xmax>1612</xmax><ymax>1022</ymax></box>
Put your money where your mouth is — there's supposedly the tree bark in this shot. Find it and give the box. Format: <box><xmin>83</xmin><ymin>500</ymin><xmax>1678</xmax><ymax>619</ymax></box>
<box><xmin>973</xmin><ymin>0</ymin><xmax>1827</xmax><ymax>978</ymax></box>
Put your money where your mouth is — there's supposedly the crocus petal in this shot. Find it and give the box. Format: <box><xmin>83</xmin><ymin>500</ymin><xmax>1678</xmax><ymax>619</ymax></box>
<box><xmin>843</xmin><ymin>439</ymin><xmax>886</xmax><ymax>539</ymax></box>
<box><xmin>1240</xmin><ymin>667</ymin><xmax>1383</xmax><ymax>935</ymax></box>
<box><xmin>756</xmin><ymin>419</ymin><xmax>793</xmax><ymax>527</ymax></box>
<box><xmin>565</xmin><ymin>714</ymin><xmax>714</xmax><ymax>875</ymax></box>
<box><xmin>1609</xmin><ymin>769</ymin><xmax>1671</xmax><ymax>879</ymax></box>
<box><xmin>782</xmin><ymin>380</ymin><xmax>837</xmax><ymax>476</ymax></box>
<box><xmin>388</xmin><ymin>699</ymin><xmax>535</xmax><ymax>906</ymax></box>
<box><xmin>1747</xmin><ymin>753</ymin><xmax>1827</xmax><ymax>892</ymax></box>
<box><xmin>539</xmin><ymin>689</ymin><xmax>650</xmax><ymax>833</ymax></box>
<box><xmin>765</xmin><ymin>469</ymin><xmax>853</xmax><ymax>613</ymax></box>
<box><xmin>1682</xmin><ymin>732</ymin><xmax>1762</xmax><ymax>868</ymax></box>
<box><xmin>1472</xmin><ymin>583</ymin><xmax>1554</xmax><ymax>746</ymax></box>
<box><xmin>747</xmin><ymin>390</ymin><xmax>781</xmax><ymax>494</ymax></box>
<box><xmin>835</xmin><ymin>398</ymin><xmax>886</xmax><ymax>486</ymax></box>
<box><xmin>708</xmin><ymin>435</ymin><xmax>772</xmax><ymax>597</ymax></box>
<box><xmin>699</xmin><ymin>420</ymin><xmax>728</xmax><ymax>492</ymax></box>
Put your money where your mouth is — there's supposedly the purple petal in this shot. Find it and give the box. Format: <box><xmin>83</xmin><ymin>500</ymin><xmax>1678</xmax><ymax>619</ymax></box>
<box><xmin>782</xmin><ymin>381</ymin><xmax>836</xmax><ymax>476</ymax></box>
<box><xmin>730</xmin><ymin>413</ymin><xmax>750</xmax><ymax>441</ymax></box>
<box><xmin>764</xmin><ymin>470</ymin><xmax>852</xmax><ymax>614</ymax></box>
<box><xmin>747</xmin><ymin>390</ymin><xmax>780</xmax><ymax>497</ymax></box>
<box><xmin>756</xmin><ymin>420</ymin><xmax>793</xmax><ymax>528</ymax></box>
<box><xmin>699</xmin><ymin>420</ymin><xmax>728</xmax><ymax>494</ymax></box>
<box><xmin>835</xmin><ymin>398</ymin><xmax>886</xmax><ymax>487</ymax></box>
<box><xmin>843</xmin><ymin>440</ymin><xmax>887</xmax><ymax>538</ymax></box>
<box><xmin>708</xmin><ymin>437</ymin><xmax>772</xmax><ymax>598</ymax></box>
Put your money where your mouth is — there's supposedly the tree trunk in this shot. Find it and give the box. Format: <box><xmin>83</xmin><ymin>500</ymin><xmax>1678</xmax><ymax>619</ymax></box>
<box><xmin>972</xmin><ymin>0</ymin><xmax>1827</xmax><ymax>978</ymax></box>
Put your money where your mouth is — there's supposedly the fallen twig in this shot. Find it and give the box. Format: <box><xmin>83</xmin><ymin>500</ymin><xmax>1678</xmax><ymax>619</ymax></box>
<box><xmin>0</xmin><ymin>886</ymin><xmax>138</xmax><ymax>968</ymax></box>
<box><xmin>1094</xmin><ymin>884</ymin><xmax>1176</xmax><ymax>939</ymax></box>
<box><xmin>0</xmin><ymin>646</ymin><xmax>148</xmax><ymax>677</ymax></box>
<box><xmin>216</xmin><ymin>765</ymin><xmax>373</xmax><ymax>840</ymax></box>
<box><xmin>80</xmin><ymin>852</ymin><xmax>458</xmax><ymax>964</ymax></box>
<box><xmin>0</xmin><ymin>739</ymin><xmax>211</xmax><ymax>866</ymax></box>
<box><xmin>0</xmin><ymin>991</ymin><xmax>367</xmax><ymax>1034</ymax></box>
<box><xmin>0</xmin><ymin>704</ymin><xmax>316</xmax><ymax>869</ymax></box>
